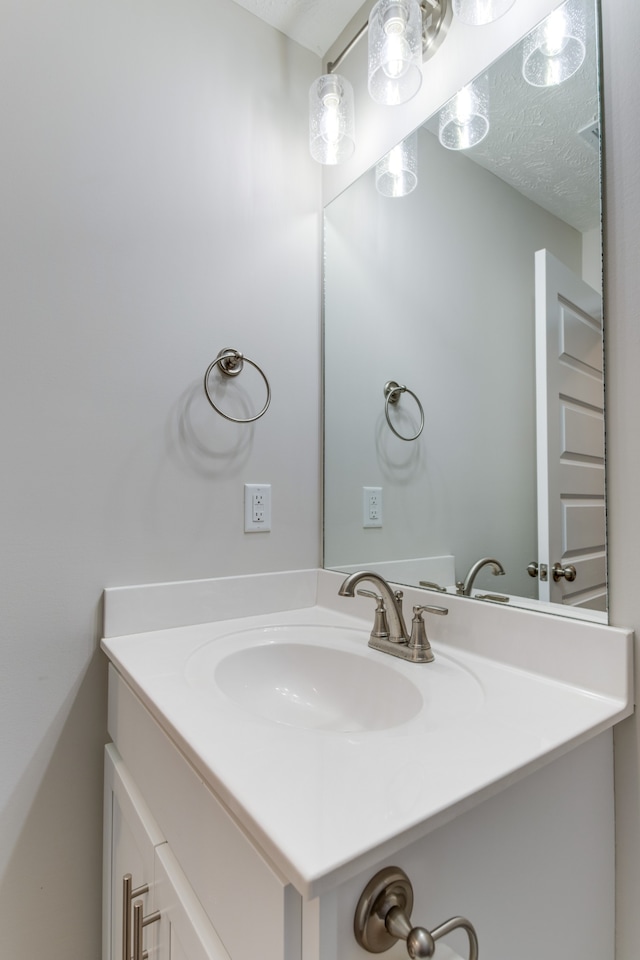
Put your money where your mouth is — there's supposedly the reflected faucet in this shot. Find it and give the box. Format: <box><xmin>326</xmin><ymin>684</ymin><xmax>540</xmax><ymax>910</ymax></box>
<box><xmin>457</xmin><ymin>557</ymin><xmax>505</xmax><ymax>596</ymax></box>
<box><xmin>338</xmin><ymin>571</ymin><xmax>410</xmax><ymax>643</ymax></box>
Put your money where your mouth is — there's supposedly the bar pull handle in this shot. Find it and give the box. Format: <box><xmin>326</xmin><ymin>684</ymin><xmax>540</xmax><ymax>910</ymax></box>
<box><xmin>133</xmin><ymin>898</ymin><xmax>161</xmax><ymax>960</ymax></box>
<box><xmin>122</xmin><ymin>874</ymin><xmax>153</xmax><ymax>960</ymax></box>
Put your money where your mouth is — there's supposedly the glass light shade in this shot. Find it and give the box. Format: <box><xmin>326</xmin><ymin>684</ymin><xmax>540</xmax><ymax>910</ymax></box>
<box><xmin>375</xmin><ymin>132</ymin><xmax>418</xmax><ymax>197</ymax></box>
<box><xmin>368</xmin><ymin>0</ymin><xmax>423</xmax><ymax>106</ymax></box>
<box><xmin>452</xmin><ymin>0</ymin><xmax>516</xmax><ymax>25</ymax></box>
<box><xmin>309</xmin><ymin>74</ymin><xmax>355</xmax><ymax>165</ymax></box>
<box><xmin>522</xmin><ymin>0</ymin><xmax>586</xmax><ymax>87</ymax></box>
<box><xmin>439</xmin><ymin>75</ymin><xmax>489</xmax><ymax>150</ymax></box>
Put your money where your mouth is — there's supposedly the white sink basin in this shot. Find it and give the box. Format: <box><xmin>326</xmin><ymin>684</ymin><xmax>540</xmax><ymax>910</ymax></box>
<box><xmin>213</xmin><ymin>641</ymin><xmax>422</xmax><ymax>731</ymax></box>
<box><xmin>184</xmin><ymin>623</ymin><xmax>484</xmax><ymax>733</ymax></box>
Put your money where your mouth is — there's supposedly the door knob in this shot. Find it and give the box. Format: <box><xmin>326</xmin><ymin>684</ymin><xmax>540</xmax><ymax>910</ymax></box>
<box><xmin>552</xmin><ymin>562</ymin><xmax>577</xmax><ymax>582</ymax></box>
<box><xmin>527</xmin><ymin>562</ymin><xmax>548</xmax><ymax>581</ymax></box>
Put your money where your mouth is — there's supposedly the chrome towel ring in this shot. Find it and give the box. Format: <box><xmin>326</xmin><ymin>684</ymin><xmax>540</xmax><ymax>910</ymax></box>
<box><xmin>354</xmin><ymin>866</ymin><xmax>479</xmax><ymax>959</ymax></box>
<box><xmin>384</xmin><ymin>380</ymin><xmax>424</xmax><ymax>441</ymax></box>
<box><xmin>204</xmin><ymin>348</ymin><xmax>271</xmax><ymax>424</ymax></box>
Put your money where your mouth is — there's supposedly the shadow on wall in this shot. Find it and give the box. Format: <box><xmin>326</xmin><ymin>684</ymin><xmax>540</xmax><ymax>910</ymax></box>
<box><xmin>0</xmin><ymin>646</ymin><xmax>108</xmax><ymax>957</ymax></box>
<box><xmin>171</xmin><ymin>380</ymin><xmax>255</xmax><ymax>478</ymax></box>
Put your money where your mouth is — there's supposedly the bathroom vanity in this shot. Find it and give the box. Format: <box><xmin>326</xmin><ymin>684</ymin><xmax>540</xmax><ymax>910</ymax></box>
<box><xmin>102</xmin><ymin>569</ymin><xmax>632</xmax><ymax>960</ymax></box>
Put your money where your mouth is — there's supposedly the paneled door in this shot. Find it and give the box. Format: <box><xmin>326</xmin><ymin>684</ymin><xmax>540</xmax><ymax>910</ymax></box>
<box><xmin>535</xmin><ymin>249</ymin><xmax>606</xmax><ymax>612</ymax></box>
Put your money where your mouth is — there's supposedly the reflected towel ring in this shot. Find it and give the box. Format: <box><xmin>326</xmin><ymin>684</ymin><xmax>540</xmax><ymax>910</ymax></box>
<box><xmin>384</xmin><ymin>380</ymin><xmax>424</xmax><ymax>441</ymax></box>
<box><xmin>204</xmin><ymin>348</ymin><xmax>271</xmax><ymax>423</ymax></box>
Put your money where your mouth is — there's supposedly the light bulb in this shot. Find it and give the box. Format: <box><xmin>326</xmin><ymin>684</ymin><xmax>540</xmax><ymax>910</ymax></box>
<box><xmin>309</xmin><ymin>74</ymin><xmax>355</xmax><ymax>165</ymax></box>
<box><xmin>320</xmin><ymin>92</ymin><xmax>341</xmax><ymax>146</ymax></box>
<box><xmin>452</xmin><ymin>0</ymin><xmax>515</xmax><ymax>26</ymax></box>
<box><xmin>382</xmin><ymin>33</ymin><xmax>412</xmax><ymax>80</ymax></box>
<box><xmin>387</xmin><ymin>144</ymin><xmax>404</xmax><ymax>176</ymax></box>
<box><xmin>539</xmin><ymin>8</ymin><xmax>570</xmax><ymax>57</ymax></box>
<box><xmin>382</xmin><ymin>11</ymin><xmax>411</xmax><ymax>79</ymax></box>
<box><xmin>375</xmin><ymin>132</ymin><xmax>418</xmax><ymax>197</ymax></box>
<box><xmin>439</xmin><ymin>75</ymin><xmax>490</xmax><ymax>150</ymax></box>
<box><xmin>368</xmin><ymin>0</ymin><xmax>422</xmax><ymax>106</ymax></box>
<box><xmin>522</xmin><ymin>0</ymin><xmax>586</xmax><ymax>88</ymax></box>
<box><xmin>453</xmin><ymin>86</ymin><xmax>475</xmax><ymax>125</ymax></box>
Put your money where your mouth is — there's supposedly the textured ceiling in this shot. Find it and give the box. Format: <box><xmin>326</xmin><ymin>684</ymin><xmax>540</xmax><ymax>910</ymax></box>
<box><xmin>423</xmin><ymin>2</ymin><xmax>600</xmax><ymax>233</ymax></box>
<box><xmin>228</xmin><ymin>0</ymin><xmax>365</xmax><ymax>55</ymax></box>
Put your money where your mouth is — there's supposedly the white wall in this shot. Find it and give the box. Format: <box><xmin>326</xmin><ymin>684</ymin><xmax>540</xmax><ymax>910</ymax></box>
<box><xmin>601</xmin><ymin>1</ymin><xmax>640</xmax><ymax>956</ymax></box>
<box><xmin>324</xmin><ymin>128</ymin><xmax>581</xmax><ymax>599</ymax></box>
<box><xmin>0</xmin><ymin>1</ymin><xmax>320</xmax><ymax>956</ymax></box>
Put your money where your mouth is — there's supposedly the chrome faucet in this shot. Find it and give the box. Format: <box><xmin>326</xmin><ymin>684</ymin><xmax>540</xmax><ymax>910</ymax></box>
<box><xmin>457</xmin><ymin>557</ymin><xmax>505</xmax><ymax>596</ymax></box>
<box><xmin>338</xmin><ymin>571</ymin><xmax>447</xmax><ymax>663</ymax></box>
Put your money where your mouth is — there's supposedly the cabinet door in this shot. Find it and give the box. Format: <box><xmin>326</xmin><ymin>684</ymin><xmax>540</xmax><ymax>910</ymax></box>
<box><xmin>155</xmin><ymin>844</ymin><xmax>231</xmax><ymax>960</ymax></box>
<box><xmin>104</xmin><ymin>744</ymin><xmax>165</xmax><ymax>960</ymax></box>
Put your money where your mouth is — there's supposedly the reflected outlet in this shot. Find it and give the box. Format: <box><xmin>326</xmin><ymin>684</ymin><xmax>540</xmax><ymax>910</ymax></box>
<box><xmin>363</xmin><ymin>486</ymin><xmax>382</xmax><ymax>528</ymax></box>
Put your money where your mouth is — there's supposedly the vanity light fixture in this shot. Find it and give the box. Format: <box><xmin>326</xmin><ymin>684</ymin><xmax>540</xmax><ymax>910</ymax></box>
<box><xmin>309</xmin><ymin>74</ymin><xmax>356</xmax><ymax>165</ymax></box>
<box><xmin>452</xmin><ymin>0</ymin><xmax>516</xmax><ymax>26</ymax></box>
<box><xmin>309</xmin><ymin>0</ymin><xmax>451</xmax><ymax>165</ymax></box>
<box><xmin>375</xmin><ymin>132</ymin><xmax>419</xmax><ymax>196</ymax></box>
<box><xmin>438</xmin><ymin>74</ymin><xmax>489</xmax><ymax>150</ymax></box>
<box><xmin>522</xmin><ymin>0</ymin><xmax>586</xmax><ymax>88</ymax></box>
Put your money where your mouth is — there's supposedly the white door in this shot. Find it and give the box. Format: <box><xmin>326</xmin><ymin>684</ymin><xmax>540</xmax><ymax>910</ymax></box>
<box><xmin>535</xmin><ymin>249</ymin><xmax>606</xmax><ymax>611</ymax></box>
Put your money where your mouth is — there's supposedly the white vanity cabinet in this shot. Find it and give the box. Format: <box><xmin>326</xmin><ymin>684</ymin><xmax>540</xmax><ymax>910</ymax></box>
<box><xmin>104</xmin><ymin>743</ymin><xmax>232</xmax><ymax>960</ymax></box>
<box><xmin>102</xmin><ymin>570</ymin><xmax>632</xmax><ymax>960</ymax></box>
<box><xmin>106</xmin><ymin>664</ymin><xmax>619</xmax><ymax>960</ymax></box>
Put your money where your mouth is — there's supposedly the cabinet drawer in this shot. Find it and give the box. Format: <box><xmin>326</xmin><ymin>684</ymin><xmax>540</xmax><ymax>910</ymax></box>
<box><xmin>108</xmin><ymin>667</ymin><xmax>301</xmax><ymax>960</ymax></box>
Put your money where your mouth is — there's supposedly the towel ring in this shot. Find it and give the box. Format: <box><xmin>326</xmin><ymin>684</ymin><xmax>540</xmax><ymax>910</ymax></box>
<box><xmin>204</xmin><ymin>348</ymin><xmax>271</xmax><ymax>423</ymax></box>
<box><xmin>384</xmin><ymin>380</ymin><xmax>424</xmax><ymax>442</ymax></box>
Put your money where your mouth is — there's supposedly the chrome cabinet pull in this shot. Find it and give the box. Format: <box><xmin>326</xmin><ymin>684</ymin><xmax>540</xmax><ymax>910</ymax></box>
<box><xmin>133</xmin><ymin>899</ymin><xmax>161</xmax><ymax>960</ymax></box>
<box><xmin>122</xmin><ymin>874</ymin><xmax>132</xmax><ymax>960</ymax></box>
<box><xmin>122</xmin><ymin>875</ymin><xmax>149</xmax><ymax>960</ymax></box>
<box><xmin>354</xmin><ymin>866</ymin><xmax>478</xmax><ymax>960</ymax></box>
<box><xmin>122</xmin><ymin>874</ymin><xmax>154</xmax><ymax>960</ymax></box>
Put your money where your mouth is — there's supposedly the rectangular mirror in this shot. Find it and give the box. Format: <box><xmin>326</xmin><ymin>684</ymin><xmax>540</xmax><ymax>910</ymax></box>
<box><xmin>323</xmin><ymin>0</ymin><xmax>605</xmax><ymax>619</ymax></box>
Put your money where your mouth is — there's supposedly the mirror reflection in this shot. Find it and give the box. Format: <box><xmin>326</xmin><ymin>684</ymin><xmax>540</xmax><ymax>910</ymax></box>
<box><xmin>323</xmin><ymin>0</ymin><xmax>605</xmax><ymax>619</ymax></box>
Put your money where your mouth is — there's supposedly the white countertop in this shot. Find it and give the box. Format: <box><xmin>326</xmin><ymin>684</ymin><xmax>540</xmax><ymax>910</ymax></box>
<box><xmin>102</xmin><ymin>569</ymin><xmax>633</xmax><ymax>897</ymax></box>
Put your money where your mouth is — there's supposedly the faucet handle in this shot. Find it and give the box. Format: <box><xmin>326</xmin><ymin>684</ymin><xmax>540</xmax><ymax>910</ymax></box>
<box><xmin>356</xmin><ymin>589</ymin><xmax>390</xmax><ymax>640</ymax></box>
<box><xmin>419</xmin><ymin>580</ymin><xmax>447</xmax><ymax>593</ymax></box>
<box><xmin>357</xmin><ymin>588</ymin><xmax>382</xmax><ymax>601</ymax></box>
<box><xmin>407</xmin><ymin>604</ymin><xmax>448</xmax><ymax>662</ymax></box>
<box><xmin>414</xmin><ymin>604</ymin><xmax>448</xmax><ymax>617</ymax></box>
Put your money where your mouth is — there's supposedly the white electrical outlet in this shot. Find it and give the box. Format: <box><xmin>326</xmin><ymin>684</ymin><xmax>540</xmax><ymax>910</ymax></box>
<box><xmin>363</xmin><ymin>486</ymin><xmax>383</xmax><ymax>528</ymax></box>
<box><xmin>244</xmin><ymin>484</ymin><xmax>271</xmax><ymax>533</ymax></box>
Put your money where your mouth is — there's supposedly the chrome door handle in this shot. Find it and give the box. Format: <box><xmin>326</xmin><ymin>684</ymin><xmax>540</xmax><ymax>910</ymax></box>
<box><xmin>552</xmin><ymin>562</ymin><xmax>577</xmax><ymax>582</ymax></box>
<box><xmin>527</xmin><ymin>562</ymin><xmax>548</xmax><ymax>581</ymax></box>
